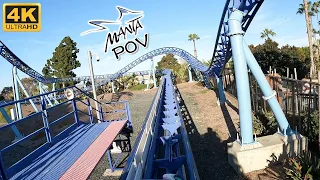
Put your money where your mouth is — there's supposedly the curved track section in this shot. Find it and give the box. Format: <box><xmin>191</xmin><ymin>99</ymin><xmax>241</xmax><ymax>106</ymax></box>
<box><xmin>206</xmin><ymin>0</ymin><xmax>263</xmax><ymax>76</ymax></box>
<box><xmin>1</xmin><ymin>0</ymin><xmax>264</xmax><ymax>84</ymax></box>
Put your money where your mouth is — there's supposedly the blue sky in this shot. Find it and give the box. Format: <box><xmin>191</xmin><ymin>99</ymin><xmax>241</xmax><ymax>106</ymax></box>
<box><xmin>0</xmin><ymin>0</ymin><xmax>311</xmax><ymax>90</ymax></box>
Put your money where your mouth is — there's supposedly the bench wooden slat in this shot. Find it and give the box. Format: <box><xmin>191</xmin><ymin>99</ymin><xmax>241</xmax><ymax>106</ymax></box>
<box><xmin>60</xmin><ymin>120</ymin><xmax>127</xmax><ymax>180</ymax></box>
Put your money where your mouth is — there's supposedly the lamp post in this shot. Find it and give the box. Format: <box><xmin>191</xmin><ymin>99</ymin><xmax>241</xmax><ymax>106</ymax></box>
<box><xmin>87</xmin><ymin>50</ymin><xmax>101</xmax><ymax>122</ymax></box>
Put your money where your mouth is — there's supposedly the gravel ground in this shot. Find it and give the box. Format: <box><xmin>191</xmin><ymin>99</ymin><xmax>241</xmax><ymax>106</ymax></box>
<box><xmin>0</xmin><ymin>82</ymin><xmax>285</xmax><ymax>180</ymax></box>
<box><xmin>177</xmin><ymin>82</ymin><xmax>284</xmax><ymax>180</ymax></box>
<box><xmin>89</xmin><ymin>88</ymin><xmax>157</xmax><ymax>180</ymax></box>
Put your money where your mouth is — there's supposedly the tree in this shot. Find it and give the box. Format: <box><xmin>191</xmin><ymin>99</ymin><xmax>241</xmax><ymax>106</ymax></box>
<box><xmin>156</xmin><ymin>54</ymin><xmax>183</xmax><ymax>82</ymax></box>
<box><xmin>188</xmin><ymin>34</ymin><xmax>200</xmax><ymax>58</ymax></box>
<box><xmin>260</xmin><ymin>28</ymin><xmax>276</xmax><ymax>40</ymax></box>
<box><xmin>297</xmin><ymin>1</ymin><xmax>315</xmax><ymax>77</ymax></box>
<box><xmin>21</xmin><ymin>77</ymin><xmax>38</xmax><ymax>96</ymax></box>
<box><xmin>250</xmin><ymin>39</ymin><xmax>309</xmax><ymax>79</ymax></box>
<box><xmin>1</xmin><ymin>87</ymin><xmax>13</xmax><ymax>100</ymax></box>
<box><xmin>201</xmin><ymin>59</ymin><xmax>210</xmax><ymax>66</ymax></box>
<box><xmin>42</xmin><ymin>36</ymin><xmax>80</xmax><ymax>87</ymax></box>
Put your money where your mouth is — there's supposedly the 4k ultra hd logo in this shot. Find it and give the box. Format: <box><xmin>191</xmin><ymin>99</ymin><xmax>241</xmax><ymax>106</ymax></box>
<box><xmin>81</xmin><ymin>6</ymin><xmax>149</xmax><ymax>60</ymax></box>
<box><xmin>2</xmin><ymin>3</ymin><xmax>41</xmax><ymax>32</ymax></box>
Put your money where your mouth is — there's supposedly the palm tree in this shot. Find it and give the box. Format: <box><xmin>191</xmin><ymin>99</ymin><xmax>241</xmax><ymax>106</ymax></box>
<box><xmin>297</xmin><ymin>1</ymin><xmax>315</xmax><ymax>77</ymax></box>
<box><xmin>312</xmin><ymin>1</ymin><xmax>320</xmax><ymax>31</ymax></box>
<box><xmin>260</xmin><ymin>28</ymin><xmax>276</xmax><ymax>40</ymax></box>
<box><xmin>188</xmin><ymin>34</ymin><xmax>200</xmax><ymax>58</ymax></box>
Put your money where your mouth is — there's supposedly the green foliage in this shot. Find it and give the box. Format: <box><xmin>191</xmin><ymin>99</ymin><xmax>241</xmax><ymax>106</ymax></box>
<box><xmin>42</xmin><ymin>36</ymin><xmax>80</xmax><ymax>87</ymax></box>
<box><xmin>261</xmin><ymin>28</ymin><xmax>276</xmax><ymax>40</ymax></box>
<box><xmin>157</xmin><ymin>54</ymin><xmax>188</xmax><ymax>83</ymax></box>
<box><xmin>248</xmin><ymin>110</ymin><xmax>278</xmax><ymax>136</ymax></box>
<box><xmin>129</xmin><ymin>84</ymin><xmax>148</xmax><ymax>91</ymax></box>
<box><xmin>302</xmin><ymin>111</ymin><xmax>319</xmax><ymax>143</ymax></box>
<box><xmin>284</xmin><ymin>151</ymin><xmax>320</xmax><ymax>180</ymax></box>
<box><xmin>1</xmin><ymin>86</ymin><xmax>14</xmax><ymax>100</ymax></box>
<box><xmin>0</xmin><ymin>106</ymin><xmax>12</xmax><ymax>124</ymax></box>
<box><xmin>250</xmin><ymin>39</ymin><xmax>309</xmax><ymax>79</ymax></box>
<box><xmin>188</xmin><ymin>34</ymin><xmax>200</xmax><ymax>41</ymax></box>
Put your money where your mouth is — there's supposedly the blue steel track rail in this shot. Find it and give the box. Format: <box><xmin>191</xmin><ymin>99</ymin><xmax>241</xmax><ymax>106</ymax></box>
<box><xmin>206</xmin><ymin>0</ymin><xmax>264</xmax><ymax>77</ymax></box>
<box><xmin>0</xmin><ymin>0</ymin><xmax>264</xmax><ymax>85</ymax></box>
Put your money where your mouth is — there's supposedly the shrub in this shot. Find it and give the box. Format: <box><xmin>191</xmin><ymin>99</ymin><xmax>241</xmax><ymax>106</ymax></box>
<box><xmin>302</xmin><ymin>111</ymin><xmax>319</xmax><ymax>143</ymax></box>
<box><xmin>129</xmin><ymin>84</ymin><xmax>149</xmax><ymax>91</ymax></box>
<box><xmin>0</xmin><ymin>106</ymin><xmax>12</xmax><ymax>124</ymax></box>
<box><xmin>241</xmin><ymin>110</ymin><xmax>278</xmax><ymax>136</ymax></box>
<box><xmin>284</xmin><ymin>151</ymin><xmax>320</xmax><ymax>180</ymax></box>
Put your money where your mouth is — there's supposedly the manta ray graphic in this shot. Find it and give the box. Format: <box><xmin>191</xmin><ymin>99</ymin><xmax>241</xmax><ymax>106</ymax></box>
<box><xmin>80</xmin><ymin>6</ymin><xmax>144</xmax><ymax>36</ymax></box>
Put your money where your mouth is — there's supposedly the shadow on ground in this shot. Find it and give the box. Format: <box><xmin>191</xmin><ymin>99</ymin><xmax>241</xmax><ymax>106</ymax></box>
<box><xmin>176</xmin><ymin>87</ymin><xmax>248</xmax><ymax>180</ymax></box>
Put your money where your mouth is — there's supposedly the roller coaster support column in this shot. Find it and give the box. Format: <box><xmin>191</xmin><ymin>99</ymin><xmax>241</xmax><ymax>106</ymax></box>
<box><xmin>87</xmin><ymin>50</ymin><xmax>100</xmax><ymax>122</ymax></box>
<box><xmin>111</xmin><ymin>81</ymin><xmax>115</xmax><ymax>93</ymax></box>
<box><xmin>152</xmin><ymin>58</ymin><xmax>157</xmax><ymax>88</ymax></box>
<box><xmin>188</xmin><ymin>64</ymin><xmax>193</xmax><ymax>82</ymax></box>
<box><xmin>228</xmin><ymin>9</ymin><xmax>254</xmax><ymax>144</ymax></box>
<box><xmin>0</xmin><ymin>108</ymin><xmax>23</xmax><ymax>140</ymax></box>
<box><xmin>217</xmin><ymin>75</ymin><xmax>227</xmax><ymax>104</ymax></box>
<box><xmin>15</xmin><ymin>74</ymin><xmax>39</xmax><ymax>112</ymax></box>
<box><xmin>13</xmin><ymin>66</ymin><xmax>23</xmax><ymax>120</ymax></box>
<box><xmin>243</xmin><ymin>42</ymin><xmax>292</xmax><ymax>135</ymax></box>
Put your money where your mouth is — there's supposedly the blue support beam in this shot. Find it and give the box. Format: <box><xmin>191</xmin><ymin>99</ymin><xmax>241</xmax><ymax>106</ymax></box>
<box><xmin>217</xmin><ymin>75</ymin><xmax>227</xmax><ymax>104</ymax></box>
<box><xmin>188</xmin><ymin>65</ymin><xmax>193</xmax><ymax>82</ymax></box>
<box><xmin>228</xmin><ymin>9</ymin><xmax>254</xmax><ymax>144</ymax></box>
<box><xmin>13</xmin><ymin>67</ymin><xmax>23</xmax><ymax>120</ymax></box>
<box><xmin>243</xmin><ymin>42</ymin><xmax>292</xmax><ymax>135</ymax></box>
<box><xmin>0</xmin><ymin>107</ymin><xmax>23</xmax><ymax>139</ymax></box>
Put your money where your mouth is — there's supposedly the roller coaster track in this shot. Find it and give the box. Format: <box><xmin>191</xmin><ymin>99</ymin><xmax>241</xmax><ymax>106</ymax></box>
<box><xmin>0</xmin><ymin>0</ymin><xmax>264</xmax><ymax>179</ymax></box>
<box><xmin>1</xmin><ymin>0</ymin><xmax>264</xmax><ymax>86</ymax></box>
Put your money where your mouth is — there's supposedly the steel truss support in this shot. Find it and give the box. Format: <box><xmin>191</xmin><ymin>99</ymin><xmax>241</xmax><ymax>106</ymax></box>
<box><xmin>12</xmin><ymin>67</ymin><xmax>22</xmax><ymax>120</ymax></box>
<box><xmin>0</xmin><ymin>107</ymin><xmax>23</xmax><ymax>139</ymax></box>
<box><xmin>111</xmin><ymin>81</ymin><xmax>115</xmax><ymax>93</ymax></box>
<box><xmin>243</xmin><ymin>42</ymin><xmax>292</xmax><ymax>135</ymax></box>
<box><xmin>216</xmin><ymin>75</ymin><xmax>227</xmax><ymax>104</ymax></box>
<box><xmin>228</xmin><ymin>10</ymin><xmax>254</xmax><ymax>144</ymax></box>
<box><xmin>146</xmin><ymin>58</ymin><xmax>157</xmax><ymax>90</ymax></box>
<box><xmin>188</xmin><ymin>64</ymin><xmax>193</xmax><ymax>82</ymax></box>
<box><xmin>228</xmin><ymin>9</ymin><xmax>292</xmax><ymax>145</ymax></box>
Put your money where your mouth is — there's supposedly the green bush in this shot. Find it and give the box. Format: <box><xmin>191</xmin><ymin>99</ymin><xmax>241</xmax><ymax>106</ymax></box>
<box><xmin>129</xmin><ymin>84</ymin><xmax>149</xmax><ymax>91</ymax></box>
<box><xmin>241</xmin><ymin>110</ymin><xmax>278</xmax><ymax>136</ymax></box>
<box><xmin>302</xmin><ymin>111</ymin><xmax>319</xmax><ymax>143</ymax></box>
<box><xmin>0</xmin><ymin>106</ymin><xmax>12</xmax><ymax>124</ymax></box>
<box><xmin>284</xmin><ymin>151</ymin><xmax>320</xmax><ymax>180</ymax></box>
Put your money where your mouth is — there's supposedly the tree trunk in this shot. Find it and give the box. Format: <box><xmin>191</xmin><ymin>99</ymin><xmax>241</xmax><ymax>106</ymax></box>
<box><xmin>304</xmin><ymin>0</ymin><xmax>315</xmax><ymax>77</ymax></box>
<box><xmin>193</xmin><ymin>40</ymin><xmax>197</xmax><ymax>58</ymax></box>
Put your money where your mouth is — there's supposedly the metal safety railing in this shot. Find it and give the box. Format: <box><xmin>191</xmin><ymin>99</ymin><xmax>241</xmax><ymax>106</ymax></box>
<box><xmin>0</xmin><ymin>85</ymin><xmax>132</xmax><ymax>180</ymax></box>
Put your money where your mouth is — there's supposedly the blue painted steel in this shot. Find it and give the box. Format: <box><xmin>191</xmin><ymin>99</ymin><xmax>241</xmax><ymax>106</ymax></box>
<box><xmin>13</xmin><ymin>67</ymin><xmax>22</xmax><ymax>120</ymax></box>
<box><xmin>217</xmin><ymin>76</ymin><xmax>227</xmax><ymax>103</ymax></box>
<box><xmin>243</xmin><ymin>42</ymin><xmax>292</xmax><ymax>135</ymax></box>
<box><xmin>188</xmin><ymin>65</ymin><xmax>193</xmax><ymax>82</ymax></box>
<box><xmin>87</xmin><ymin>98</ymin><xmax>94</xmax><ymax>124</ymax></box>
<box><xmin>142</xmin><ymin>70</ymin><xmax>199</xmax><ymax>179</ymax></box>
<box><xmin>9</xmin><ymin>123</ymin><xmax>111</xmax><ymax>180</ymax></box>
<box><xmin>15</xmin><ymin>74</ymin><xmax>39</xmax><ymax>112</ymax></box>
<box><xmin>152</xmin><ymin>59</ymin><xmax>157</xmax><ymax>88</ymax></box>
<box><xmin>111</xmin><ymin>81</ymin><xmax>115</xmax><ymax>93</ymax></box>
<box><xmin>228</xmin><ymin>9</ymin><xmax>254</xmax><ymax>144</ymax></box>
<box><xmin>0</xmin><ymin>108</ymin><xmax>23</xmax><ymax>139</ymax></box>
<box><xmin>40</xmin><ymin>98</ymin><xmax>52</xmax><ymax>144</ymax></box>
<box><xmin>0</xmin><ymin>85</ymin><xmax>132</xmax><ymax>179</ymax></box>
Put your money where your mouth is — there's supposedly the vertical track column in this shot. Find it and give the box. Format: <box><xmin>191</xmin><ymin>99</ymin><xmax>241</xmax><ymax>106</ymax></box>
<box><xmin>13</xmin><ymin>66</ymin><xmax>22</xmax><ymax>120</ymax></box>
<box><xmin>217</xmin><ymin>75</ymin><xmax>227</xmax><ymax>104</ymax></box>
<box><xmin>152</xmin><ymin>58</ymin><xmax>157</xmax><ymax>88</ymax></box>
<box><xmin>228</xmin><ymin>10</ymin><xmax>254</xmax><ymax>144</ymax></box>
<box><xmin>188</xmin><ymin>65</ymin><xmax>193</xmax><ymax>82</ymax></box>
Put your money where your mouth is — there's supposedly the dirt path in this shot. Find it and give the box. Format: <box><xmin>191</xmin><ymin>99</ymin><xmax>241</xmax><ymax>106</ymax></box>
<box><xmin>177</xmin><ymin>82</ymin><xmax>283</xmax><ymax>180</ymax></box>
